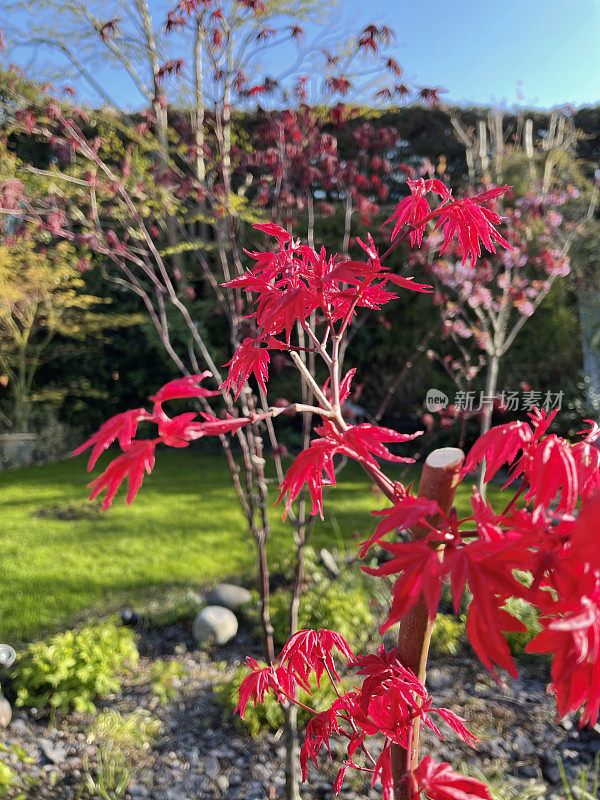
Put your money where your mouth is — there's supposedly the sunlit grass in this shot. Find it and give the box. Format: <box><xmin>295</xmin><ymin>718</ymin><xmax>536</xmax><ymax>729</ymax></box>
<box><xmin>0</xmin><ymin>449</ymin><xmax>503</xmax><ymax>643</ymax></box>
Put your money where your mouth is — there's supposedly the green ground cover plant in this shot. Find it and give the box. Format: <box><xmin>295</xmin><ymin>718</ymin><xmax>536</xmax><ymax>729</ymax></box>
<box><xmin>83</xmin><ymin>709</ymin><xmax>161</xmax><ymax>800</ymax></box>
<box><xmin>10</xmin><ymin>623</ymin><xmax>138</xmax><ymax>712</ymax></box>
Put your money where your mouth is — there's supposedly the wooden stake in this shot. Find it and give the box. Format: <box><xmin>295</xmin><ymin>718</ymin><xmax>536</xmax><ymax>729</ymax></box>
<box><xmin>391</xmin><ymin>447</ymin><xmax>465</xmax><ymax>800</ymax></box>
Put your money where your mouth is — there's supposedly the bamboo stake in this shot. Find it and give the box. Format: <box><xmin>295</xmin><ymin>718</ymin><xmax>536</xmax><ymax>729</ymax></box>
<box><xmin>391</xmin><ymin>447</ymin><xmax>465</xmax><ymax>800</ymax></box>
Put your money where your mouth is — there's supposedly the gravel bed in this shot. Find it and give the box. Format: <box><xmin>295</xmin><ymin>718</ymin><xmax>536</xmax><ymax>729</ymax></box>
<box><xmin>2</xmin><ymin>618</ymin><xmax>598</xmax><ymax>800</ymax></box>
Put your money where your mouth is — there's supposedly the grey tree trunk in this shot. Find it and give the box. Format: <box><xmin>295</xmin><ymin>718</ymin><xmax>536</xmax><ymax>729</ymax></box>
<box><xmin>284</xmin><ymin>704</ymin><xmax>301</xmax><ymax>800</ymax></box>
<box><xmin>578</xmin><ymin>288</ymin><xmax>600</xmax><ymax>413</ymax></box>
<box><xmin>478</xmin><ymin>351</ymin><xmax>500</xmax><ymax>498</ymax></box>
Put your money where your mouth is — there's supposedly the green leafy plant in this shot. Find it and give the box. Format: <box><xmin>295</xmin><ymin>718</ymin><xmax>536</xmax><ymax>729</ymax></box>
<box><xmin>149</xmin><ymin>659</ymin><xmax>186</xmax><ymax>706</ymax></box>
<box><xmin>0</xmin><ymin>760</ymin><xmax>16</xmax><ymax>798</ymax></box>
<box><xmin>83</xmin><ymin>709</ymin><xmax>161</xmax><ymax>800</ymax></box>
<box><xmin>429</xmin><ymin>613</ymin><xmax>466</xmax><ymax>657</ymax></box>
<box><xmin>0</xmin><ymin>741</ymin><xmax>36</xmax><ymax>799</ymax></box>
<box><xmin>503</xmin><ymin>597</ymin><xmax>543</xmax><ymax>657</ymax></box>
<box><xmin>10</xmin><ymin>623</ymin><xmax>139</xmax><ymax>713</ymax></box>
<box><xmin>427</xmin><ymin>601</ymin><xmax>543</xmax><ymax>660</ymax></box>
<box><xmin>215</xmin><ymin>663</ymin><xmax>347</xmax><ymax>738</ymax></box>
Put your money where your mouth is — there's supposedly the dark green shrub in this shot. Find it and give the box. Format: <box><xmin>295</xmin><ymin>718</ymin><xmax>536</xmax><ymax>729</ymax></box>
<box><xmin>215</xmin><ymin>662</ymin><xmax>347</xmax><ymax>737</ymax></box>
<box><xmin>503</xmin><ymin>597</ymin><xmax>542</xmax><ymax>657</ymax></box>
<box><xmin>429</xmin><ymin>613</ymin><xmax>466</xmax><ymax>657</ymax></box>
<box><xmin>10</xmin><ymin>623</ymin><xmax>139</xmax><ymax>713</ymax></box>
<box><xmin>267</xmin><ymin>579</ymin><xmax>374</xmax><ymax>651</ymax></box>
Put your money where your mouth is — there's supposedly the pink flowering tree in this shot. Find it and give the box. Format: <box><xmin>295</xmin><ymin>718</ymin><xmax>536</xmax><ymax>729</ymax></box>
<box><xmin>433</xmin><ymin>106</ymin><xmax>598</xmax><ymax>432</ymax></box>
<box><xmin>399</xmin><ymin>176</ymin><xmax>597</xmax><ymax>494</ymax></box>
<box><xmin>75</xmin><ymin>180</ymin><xmax>600</xmax><ymax>799</ymax></box>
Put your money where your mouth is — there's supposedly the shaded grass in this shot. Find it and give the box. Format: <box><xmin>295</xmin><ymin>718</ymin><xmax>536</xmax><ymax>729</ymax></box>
<box><xmin>0</xmin><ymin>449</ymin><xmax>504</xmax><ymax>643</ymax></box>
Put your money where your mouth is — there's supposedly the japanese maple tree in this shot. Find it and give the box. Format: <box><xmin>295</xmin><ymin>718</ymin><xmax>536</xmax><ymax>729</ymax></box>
<box><xmin>1</xmin><ymin>26</ymin><xmax>439</xmax><ymax>793</ymax></box>
<box><xmin>75</xmin><ymin>177</ymin><xmax>600</xmax><ymax>799</ymax></box>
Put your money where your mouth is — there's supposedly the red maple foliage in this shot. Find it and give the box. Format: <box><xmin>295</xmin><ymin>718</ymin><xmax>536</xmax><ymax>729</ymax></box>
<box><xmin>76</xmin><ymin>176</ymin><xmax>600</xmax><ymax>799</ymax></box>
<box><xmin>412</xmin><ymin>756</ymin><xmax>493</xmax><ymax>800</ymax></box>
<box><xmin>74</xmin><ymin>374</ymin><xmax>261</xmax><ymax>508</ymax></box>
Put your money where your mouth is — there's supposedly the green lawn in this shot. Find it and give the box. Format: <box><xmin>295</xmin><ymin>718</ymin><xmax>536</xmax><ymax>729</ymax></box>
<box><xmin>0</xmin><ymin>449</ymin><xmax>503</xmax><ymax>644</ymax></box>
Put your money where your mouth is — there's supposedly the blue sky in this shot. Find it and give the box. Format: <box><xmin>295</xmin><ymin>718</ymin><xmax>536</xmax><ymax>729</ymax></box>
<box><xmin>3</xmin><ymin>0</ymin><xmax>600</xmax><ymax>110</ymax></box>
<box><xmin>312</xmin><ymin>0</ymin><xmax>600</xmax><ymax>109</ymax></box>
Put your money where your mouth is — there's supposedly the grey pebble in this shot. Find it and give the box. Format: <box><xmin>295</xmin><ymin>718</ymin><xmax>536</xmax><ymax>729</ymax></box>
<box><xmin>193</xmin><ymin>606</ymin><xmax>238</xmax><ymax>646</ymax></box>
<box><xmin>205</xmin><ymin>584</ymin><xmax>251</xmax><ymax>611</ymax></box>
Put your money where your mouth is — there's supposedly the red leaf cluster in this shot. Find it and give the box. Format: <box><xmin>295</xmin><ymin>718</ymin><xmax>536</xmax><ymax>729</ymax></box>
<box><xmin>73</xmin><ymin>374</ymin><xmax>258</xmax><ymax>509</ymax></box>
<box><xmin>220</xmin><ymin>221</ymin><xmax>433</xmax><ymax>398</ymax></box>
<box><xmin>276</xmin><ymin>416</ymin><xmax>421</xmax><ymax>520</ymax></box>
<box><xmin>236</xmin><ymin>639</ymin><xmax>477</xmax><ymax>799</ymax></box>
<box><xmin>386</xmin><ymin>180</ymin><xmax>512</xmax><ymax>266</ymax></box>
<box><xmin>412</xmin><ymin>756</ymin><xmax>492</xmax><ymax>800</ymax></box>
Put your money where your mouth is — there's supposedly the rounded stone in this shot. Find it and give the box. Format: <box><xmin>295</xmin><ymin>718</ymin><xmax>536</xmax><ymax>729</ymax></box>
<box><xmin>205</xmin><ymin>584</ymin><xmax>252</xmax><ymax>611</ymax></box>
<box><xmin>0</xmin><ymin>695</ymin><xmax>11</xmax><ymax>728</ymax></box>
<box><xmin>120</xmin><ymin>606</ymin><xmax>139</xmax><ymax>626</ymax></box>
<box><xmin>193</xmin><ymin>606</ymin><xmax>238</xmax><ymax>647</ymax></box>
<box><xmin>513</xmin><ymin>733</ymin><xmax>535</xmax><ymax>757</ymax></box>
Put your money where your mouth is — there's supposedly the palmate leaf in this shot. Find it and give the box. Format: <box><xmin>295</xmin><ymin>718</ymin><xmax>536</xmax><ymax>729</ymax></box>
<box><xmin>413</xmin><ymin>756</ymin><xmax>493</xmax><ymax>800</ymax></box>
<box><xmin>88</xmin><ymin>439</ymin><xmax>156</xmax><ymax>510</ymax></box>
<box><xmin>72</xmin><ymin>408</ymin><xmax>152</xmax><ymax>469</ymax></box>
<box><xmin>150</xmin><ymin>372</ymin><xmax>218</xmax><ymax>408</ymax></box>
<box><xmin>221</xmin><ymin>337</ymin><xmax>271</xmax><ymax>400</ymax></box>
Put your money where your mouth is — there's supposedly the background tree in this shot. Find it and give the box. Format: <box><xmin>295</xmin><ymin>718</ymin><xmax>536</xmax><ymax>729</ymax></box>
<box><xmin>0</xmin><ymin>232</ymin><xmax>142</xmax><ymax>434</ymax></box>
<box><xmin>444</xmin><ymin>106</ymin><xmax>600</xmax><ymax>423</ymax></box>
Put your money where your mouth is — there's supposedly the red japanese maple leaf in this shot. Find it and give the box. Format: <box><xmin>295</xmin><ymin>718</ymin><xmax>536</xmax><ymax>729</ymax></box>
<box><xmin>361</xmin><ymin>495</ymin><xmax>440</xmax><ymax>556</ymax></box>
<box><xmin>462</xmin><ymin>420</ymin><xmax>532</xmax><ymax>482</ymax></box>
<box><xmin>276</xmin><ymin>438</ymin><xmax>337</xmax><ymax>520</ymax></box>
<box><xmin>572</xmin><ymin>422</ymin><xmax>600</xmax><ymax>498</ymax></box>
<box><xmin>222</xmin><ymin>337</ymin><xmax>271</xmax><ymax>400</ymax></box>
<box><xmin>412</xmin><ymin>756</ymin><xmax>492</xmax><ymax>800</ymax></box>
<box><xmin>434</xmin><ymin>188</ymin><xmax>512</xmax><ymax>266</ymax></box>
<box><xmin>150</xmin><ymin>372</ymin><xmax>218</xmax><ymax>408</ymax></box>
<box><xmin>364</xmin><ymin>537</ymin><xmax>446</xmax><ymax>628</ymax></box>
<box><xmin>466</xmin><ymin>600</ymin><xmax>526</xmax><ymax>681</ymax></box>
<box><xmin>385</xmin><ymin>178</ymin><xmax>451</xmax><ymax>246</ymax></box>
<box><xmin>300</xmin><ymin>704</ymin><xmax>344</xmax><ymax>781</ymax></box>
<box><xmin>279</xmin><ymin>628</ymin><xmax>355</xmax><ymax>688</ymax></box>
<box><xmin>277</xmin><ymin>422</ymin><xmax>421</xmax><ymax>519</ymax></box>
<box><xmin>72</xmin><ymin>408</ymin><xmax>152</xmax><ymax>469</ymax></box>
<box><xmin>88</xmin><ymin>439</ymin><xmax>156</xmax><ymax>510</ymax></box>
<box><xmin>524</xmin><ymin>433</ymin><xmax>579</xmax><ymax>513</ymax></box>
<box><xmin>567</xmin><ymin>494</ymin><xmax>600</xmax><ymax>570</ymax></box>
<box><xmin>527</xmin><ymin>577</ymin><xmax>600</xmax><ymax>725</ymax></box>
<box><xmin>348</xmin><ymin>645</ymin><xmax>476</xmax><ymax>747</ymax></box>
<box><xmin>234</xmin><ymin>658</ymin><xmax>294</xmax><ymax>717</ymax></box>
<box><xmin>195</xmin><ymin>412</ymin><xmax>254</xmax><ymax>436</ymax></box>
<box><xmin>156</xmin><ymin>412</ymin><xmax>203</xmax><ymax>447</ymax></box>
